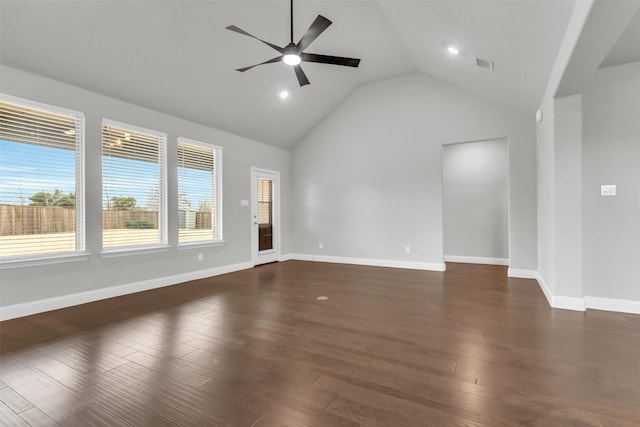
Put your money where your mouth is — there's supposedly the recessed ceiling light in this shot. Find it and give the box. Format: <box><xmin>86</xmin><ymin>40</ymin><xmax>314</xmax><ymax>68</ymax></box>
<box><xmin>447</xmin><ymin>46</ymin><xmax>459</xmax><ymax>55</ymax></box>
<box><xmin>279</xmin><ymin>90</ymin><xmax>289</xmax><ymax>99</ymax></box>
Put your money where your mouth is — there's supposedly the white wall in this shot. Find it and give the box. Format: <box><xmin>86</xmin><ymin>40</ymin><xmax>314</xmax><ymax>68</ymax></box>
<box><xmin>291</xmin><ymin>73</ymin><xmax>537</xmax><ymax>271</ymax></box>
<box><xmin>536</xmin><ymin>94</ymin><xmax>557</xmax><ymax>294</ymax></box>
<box><xmin>536</xmin><ymin>0</ymin><xmax>640</xmax><ymax>312</ymax></box>
<box><xmin>582</xmin><ymin>62</ymin><xmax>640</xmax><ymax>301</ymax></box>
<box><xmin>554</xmin><ymin>94</ymin><xmax>583</xmax><ymax>299</ymax></box>
<box><xmin>442</xmin><ymin>139</ymin><xmax>509</xmax><ymax>261</ymax></box>
<box><xmin>0</xmin><ymin>65</ymin><xmax>291</xmax><ymax>308</ymax></box>
<box><xmin>536</xmin><ymin>0</ymin><xmax>594</xmax><ymax>301</ymax></box>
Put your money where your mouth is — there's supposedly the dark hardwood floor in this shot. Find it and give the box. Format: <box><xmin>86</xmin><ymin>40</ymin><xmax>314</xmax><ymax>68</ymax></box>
<box><xmin>1</xmin><ymin>261</ymin><xmax>639</xmax><ymax>426</ymax></box>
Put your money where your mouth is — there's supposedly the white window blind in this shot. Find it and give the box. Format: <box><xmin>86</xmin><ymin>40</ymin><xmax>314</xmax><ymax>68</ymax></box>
<box><xmin>257</xmin><ymin>178</ymin><xmax>273</xmax><ymax>251</ymax></box>
<box><xmin>177</xmin><ymin>138</ymin><xmax>222</xmax><ymax>244</ymax></box>
<box><xmin>257</xmin><ymin>178</ymin><xmax>273</xmax><ymax>225</ymax></box>
<box><xmin>0</xmin><ymin>95</ymin><xmax>85</xmax><ymax>260</ymax></box>
<box><xmin>102</xmin><ymin>120</ymin><xmax>166</xmax><ymax>250</ymax></box>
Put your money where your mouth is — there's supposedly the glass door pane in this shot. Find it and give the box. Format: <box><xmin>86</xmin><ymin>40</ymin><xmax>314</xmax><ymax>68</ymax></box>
<box><xmin>257</xmin><ymin>178</ymin><xmax>273</xmax><ymax>252</ymax></box>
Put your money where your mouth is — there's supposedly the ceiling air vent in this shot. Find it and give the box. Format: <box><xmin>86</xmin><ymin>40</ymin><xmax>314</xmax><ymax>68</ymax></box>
<box><xmin>475</xmin><ymin>57</ymin><xmax>494</xmax><ymax>71</ymax></box>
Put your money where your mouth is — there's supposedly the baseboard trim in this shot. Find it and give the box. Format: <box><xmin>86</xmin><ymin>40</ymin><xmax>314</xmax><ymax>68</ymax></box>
<box><xmin>288</xmin><ymin>253</ymin><xmax>446</xmax><ymax>272</ymax></box>
<box><xmin>552</xmin><ymin>295</ymin><xmax>586</xmax><ymax>311</ymax></box>
<box><xmin>507</xmin><ymin>268</ymin><xmax>538</xmax><ymax>279</ymax></box>
<box><xmin>535</xmin><ymin>273</ymin><xmax>554</xmax><ymax>307</ymax></box>
<box><xmin>444</xmin><ymin>255</ymin><xmax>509</xmax><ymax>266</ymax></box>
<box><xmin>535</xmin><ymin>272</ymin><xmax>586</xmax><ymax>311</ymax></box>
<box><xmin>585</xmin><ymin>296</ymin><xmax>640</xmax><ymax>315</ymax></box>
<box><xmin>279</xmin><ymin>253</ymin><xmax>294</xmax><ymax>262</ymax></box>
<box><xmin>0</xmin><ymin>261</ymin><xmax>253</xmax><ymax>321</ymax></box>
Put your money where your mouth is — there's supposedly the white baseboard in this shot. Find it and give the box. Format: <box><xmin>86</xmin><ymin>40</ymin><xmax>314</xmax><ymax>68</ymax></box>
<box><xmin>508</xmin><ymin>268</ymin><xmax>538</xmax><ymax>279</ymax></box>
<box><xmin>585</xmin><ymin>296</ymin><xmax>640</xmax><ymax>315</ymax></box>
<box><xmin>534</xmin><ymin>272</ymin><xmax>586</xmax><ymax>311</ymax></box>
<box><xmin>552</xmin><ymin>295</ymin><xmax>586</xmax><ymax>311</ymax></box>
<box><xmin>288</xmin><ymin>253</ymin><xmax>446</xmax><ymax>272</ymax></box>
<box><xmin>0</xmin><ymin>261</ymin><xmax>253</xmax><ymax>321</ymax></box>
<box><xmin>535</xmin><ymin>272</ymin><xmax>554</xmax><ymax>307</ymax></box>
<box><xmin>444</xmin><ymin>255</ymin><xmax>509</xmax><ymax>266</ymax></box>
<box><xmin>537</xmin><ymin>274</ymin><xmax>639</xmax><ymax>313</ymax></box>
<box><xmin>279</xmin><ymin>253</ymin><xmax>294</xmax><ymax>262</ymax></box>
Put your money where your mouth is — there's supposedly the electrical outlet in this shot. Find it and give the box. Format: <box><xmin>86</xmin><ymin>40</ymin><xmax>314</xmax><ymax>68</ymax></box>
<box><xmin>601</xmin><ymin>185</ymin><xmax>616</xmax><ymax>196</ymax></box>
<box><xmin>405</xmin><ymin>246</ymin><xmax>411</xmax><ymax>254</ymax></box>
<box><xmin>197</xmin><ymin>253</ymin><xmax>203</xmax><ymax>262</ymax></box>
<box><xmin>319</xmin><ymin>242</ymin><xmax>324</xmax><ymax>249</ymax></box>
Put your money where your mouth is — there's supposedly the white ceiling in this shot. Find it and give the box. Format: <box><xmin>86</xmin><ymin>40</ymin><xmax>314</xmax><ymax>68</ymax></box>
<box><xmin>600</xmin><ymin>6</ymin><xmax>640</xmax><ymax>68</ymax></box>
<box><xmin>0</xmin><ymin>1</ymin><xmax>577</xmax><ymax>148</ymax></box>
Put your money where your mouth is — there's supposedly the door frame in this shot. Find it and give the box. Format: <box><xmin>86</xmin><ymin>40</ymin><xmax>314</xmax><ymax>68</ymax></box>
<box><xmin>251</xmin><ymin>167</ymin><xmax>281</xmax><ymax>266</ymax></box>
<box><xmin>440</xmin><ymin>137</ymin><xmax>511</xmax><ymax>268</ymax></box>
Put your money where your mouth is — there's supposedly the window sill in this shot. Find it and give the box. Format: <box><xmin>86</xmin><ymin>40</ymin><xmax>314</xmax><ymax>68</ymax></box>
<box><xmin>0</xmin><ymin>252</ymin><xmax>90</xmax><ymax>269</ymax></box>
<box><xmin>100</xmin><ymin>245</ymin><xmax>170</xmax><ymax>258</ymax></box>
<box><xmin>177</xmin><ymin>240</ymin><xmax>225</xmax><ymax>250</ymax></box>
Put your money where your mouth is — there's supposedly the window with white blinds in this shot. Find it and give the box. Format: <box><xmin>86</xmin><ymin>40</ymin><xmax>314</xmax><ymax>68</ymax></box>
<box><xmin>0</xmin><ymin>94</ymin><xmax>85</xmax><ymax>260</ymax></box>
<box><xmin>177</xmin><ymin>138</ymin><xmax>222</xmax><ymax>244</ymax></box>
<box><xmin>102</xmin><ymin>120</ymin><xmax>167</xmax><ymax>250</ymax></box>
<box><xmin>257</xmin><ymin>178</ymin><xmax>273</xmax><ymax>225</ymax></box>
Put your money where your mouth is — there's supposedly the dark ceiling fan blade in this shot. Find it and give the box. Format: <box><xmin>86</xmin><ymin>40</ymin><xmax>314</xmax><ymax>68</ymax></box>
<box><xmin>301</xmin><ymin>52</ymin><xmax>361</xmax><ymax>68</ymax></box>
<box><xmin>235</xmin><ymin>56</ymin><xmax>283</xmax><ymax>72</ymax></box>
<box><xmin>296</xmin><ymin>15</ymin><xmax>332</xmax><ymax>52</ymax></box>
<box><xmin>293</xmin><ymin>65</ymin><xmax>310</xmax><ymax>86</ymax></box>
<box><xmin>226</xmin><ymin>25</ymin><xmax>284</xmax><ymax>53</ymax></box>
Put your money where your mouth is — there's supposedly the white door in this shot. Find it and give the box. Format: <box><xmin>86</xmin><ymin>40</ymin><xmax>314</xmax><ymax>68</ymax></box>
<box><xmin>251</xmin><ymin>168</ymin><xmax>280</xmax><ymax>265</ymax></box>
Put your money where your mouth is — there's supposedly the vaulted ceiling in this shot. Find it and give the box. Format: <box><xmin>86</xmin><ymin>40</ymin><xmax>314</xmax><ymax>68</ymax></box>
<box><xmin>0</xmin><ymin>1</ymin><xmax>580</xmax><ymax>148</ymax></box>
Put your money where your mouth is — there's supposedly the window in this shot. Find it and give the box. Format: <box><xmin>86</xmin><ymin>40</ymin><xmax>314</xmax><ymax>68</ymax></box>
<box><xmin>102</xmin><ymin>120</ymin><xmax>166</xmax><ymax>251</ymax></box>
<box><xmin>0</xmin><ymin>94</ymin><xmax>85</xmax><ymax>261</ymax></box>
<box><xmin>177</xmin><ymin>138</ymin><xmax>222</xmax><ymax>244</ymax></box>
<box><xmin>257</xmin><ymin>178</ymin><xmax>273</xmax><ymax>251</ymax></box>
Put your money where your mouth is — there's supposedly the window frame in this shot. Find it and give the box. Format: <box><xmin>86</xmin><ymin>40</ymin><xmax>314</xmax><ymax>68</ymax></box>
<box><xmin>100</xmin><ymin>118</ymin><xmax>168</xmax><ymax>255</ymax></box>
<box><xmin>176</xmin><ymin>137</ymin><xmax>223</xmax><ymax>247</ymax></box>
<box><xmin>0</xmin><ymin>93</ymin><xmax>87</xmax><ymax>269</ymax></box>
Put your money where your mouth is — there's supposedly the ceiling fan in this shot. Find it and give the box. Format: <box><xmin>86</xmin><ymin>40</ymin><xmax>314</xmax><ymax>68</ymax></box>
<box><xmin>226</xmin><ymin>0</ymin><xmax>361</xmax><ymax>86</ymax></box>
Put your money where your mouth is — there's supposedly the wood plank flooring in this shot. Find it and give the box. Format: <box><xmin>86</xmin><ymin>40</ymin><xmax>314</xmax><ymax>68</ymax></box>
<box><xmin>1</xmin><ymin>261</ymin><xmax>639</xmax><ymax>426</ymax></box>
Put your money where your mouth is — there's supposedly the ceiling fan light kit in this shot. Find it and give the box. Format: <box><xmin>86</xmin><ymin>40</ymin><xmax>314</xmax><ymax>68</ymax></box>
<box><xmin>283</xmin><ymin>43</ymin><xmax>301</xmax><ymax>66</ymax></box>
<box><xmin>226</xmin><ymin>0</ymin><xmax>361</xmax><ymax>86</ymax></box>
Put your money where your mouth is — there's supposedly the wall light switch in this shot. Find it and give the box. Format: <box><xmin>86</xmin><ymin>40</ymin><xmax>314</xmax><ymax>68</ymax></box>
<box><xmin>601</xmin><ymin>185</ymin><xmax>616</xmax><ymax>196</ymax></box>
<box><xmin>240</xmin><ymin>199</ymin><xmax>249</xmax><ymax>206</ymax></box>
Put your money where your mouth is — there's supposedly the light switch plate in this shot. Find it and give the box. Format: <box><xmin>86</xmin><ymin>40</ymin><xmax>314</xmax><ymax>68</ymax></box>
<box><xmin>240</xmin><ymin>199</ymin><xmax>249</xmax><ymax>206</ymax></box>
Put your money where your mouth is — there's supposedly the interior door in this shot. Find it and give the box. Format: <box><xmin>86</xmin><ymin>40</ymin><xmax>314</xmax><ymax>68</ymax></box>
<box><xmin>251</xmin><ymin>168</ymin><xmax>280</xmax><ymax>265</ymax></box>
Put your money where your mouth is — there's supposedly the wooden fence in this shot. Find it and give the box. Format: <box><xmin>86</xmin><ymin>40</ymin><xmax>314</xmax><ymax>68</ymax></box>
<box><xmin>0</xmin><ymin>204</ymin><xmax>74</xmax><ymax>235</ymax></box>
<box><xmin>0</xmin><ymin>205</ymin><xmax>212</xmax><ymax>236</ymax></box>
<box><xmin>195</xmin><ymin>212</ymin><xmax>211</xmax><ymax>230</ymax></box>
<box><xmin>102</xmin><ymin>211</ymin><xmax>158</xmax><ymax>230</ymax></box>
